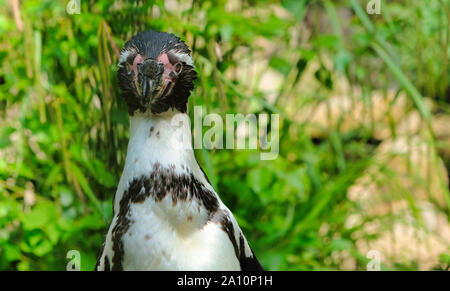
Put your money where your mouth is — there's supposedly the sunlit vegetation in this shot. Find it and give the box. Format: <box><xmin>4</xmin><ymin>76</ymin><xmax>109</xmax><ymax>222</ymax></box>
<box><xmin>0</xmin><ymin>0</ymin><xmax>449</xmax><ymax>270</ymax></box>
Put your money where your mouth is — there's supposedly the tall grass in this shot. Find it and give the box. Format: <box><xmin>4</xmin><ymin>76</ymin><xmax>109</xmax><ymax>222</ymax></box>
<box><xmin>0</xmin><ymin>0</ymin><xmax>448</xmax><ymax>270</ymax></box>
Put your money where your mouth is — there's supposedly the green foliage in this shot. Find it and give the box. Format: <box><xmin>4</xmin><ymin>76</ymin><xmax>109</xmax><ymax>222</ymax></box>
<box><xmin>0</xmin><ymin>0</ymin><xmax>449</xmax><ymax>270</ymax></box>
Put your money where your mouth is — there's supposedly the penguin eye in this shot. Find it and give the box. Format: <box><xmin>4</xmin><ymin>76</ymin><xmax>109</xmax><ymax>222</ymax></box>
<box><xmin>126</xmin><ymin>53</ymin><xmax>137</xmax><ymax>64</ymax></box>
<box><xmin>174</xmin><ymin>63</ymin><xmax>182</xmax><ymax>74</ymax></box>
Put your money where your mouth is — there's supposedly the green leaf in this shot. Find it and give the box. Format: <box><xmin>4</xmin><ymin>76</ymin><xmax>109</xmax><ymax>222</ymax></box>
<box><xmin>282</xmin><ymin>0</ymin><xmax>308</xmax><ymax>20</ymax></box>
<box><xmin>32</xmin><ymin>239</ymin><xmax>53</xmax><ymax>256</ymax></box>
<box><xmin>3</xmin><ymin>244</ymin><xmax>21</xmax><ymax>261</ymax></box>
<box><xmin>21</xmin><ymin>201</ymin><xmax>57</xmax><ymax>230</ymax></box>
<box><xmin>314</xmin><ymin>66</ymin><xmax>333</xmax><ymax>90</ymax></box>
<box><xmin>70</xmin><ymin>162</ymin><xmax>105</xmax><ymax>218</ymax></box>
<box><xmin>246</xmin><ymin>167</ymin><xmax>273</xmax><ymax>194</ymax></box>
<box><xmin>44</xmin><ymin>223</ymin><xmax>60</xmax><ymax>244</ymax></box>
<box><xmin>269</xmin><ymin>57</ymin><xmax>291</xmax><ymax>77</ymax></box>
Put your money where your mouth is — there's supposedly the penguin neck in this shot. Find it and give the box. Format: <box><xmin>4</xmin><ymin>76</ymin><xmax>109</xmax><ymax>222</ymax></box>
<box><xmin>126</xmin><ymin>109</ymin><xmax>196</xmax><ymax>172</ymax></box>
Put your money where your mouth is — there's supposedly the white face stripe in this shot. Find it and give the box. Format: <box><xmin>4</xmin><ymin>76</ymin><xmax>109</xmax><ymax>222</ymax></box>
<box><xmin>118</xmin><ymin>48</ymin><xmax>137</xmax><ymax>68</ymax></box>
<box><xmin>118</xmin><ymin>48</ymin><xmax>194</xmax><ymax>70</ymax></box>
<box><xmin>170</xmin><ymin>51</ymin><xmax>194</xmax><ymax>67</ymax></box>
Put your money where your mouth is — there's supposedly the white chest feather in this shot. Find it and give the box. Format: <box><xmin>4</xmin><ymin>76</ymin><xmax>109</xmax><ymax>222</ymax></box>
<box><xmin>96</xmin><ymin>111</ymin><xmax>249</xmax><ymax>271</ymax></box>
<box><xmin>121</xmin><ymin>197</ymin><xmax>240</xmax><ymax>270</ymax></box>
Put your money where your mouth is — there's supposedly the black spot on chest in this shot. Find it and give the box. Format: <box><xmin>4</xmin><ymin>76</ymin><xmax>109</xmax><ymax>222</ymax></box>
<box><xmin>149</xmin><ymin>126</ymin><xmax>154</xmax><ymax>137</ymax></box>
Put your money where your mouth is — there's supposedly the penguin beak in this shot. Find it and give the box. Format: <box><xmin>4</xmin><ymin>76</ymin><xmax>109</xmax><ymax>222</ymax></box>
<box><xmin>137</xmin><ymin>59</ymin><xmax>163</xmax><ymax>105</ymax></box>
<box><xmin>141</xmin><ymin>76</ymin><xmax>154</xmax><ymax>104</ymax></box>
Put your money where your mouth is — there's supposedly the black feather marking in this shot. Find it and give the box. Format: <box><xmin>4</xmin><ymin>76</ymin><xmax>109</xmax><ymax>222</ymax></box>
<box><xmin>215</xmin><ymin>211</ymin><xmax>240</xmax><ymax>259</ymax></box>
<box><xmin>110</xmin><ymin>164</ymin><xmax>220</xmax><ymax>269</ymax></box>
<box><xmin>213</xmin><ymin>210</ymin><xmax>264</xmax><ymax>271</ymax></box>
<box><xmin>104</xmin><ymin>255</ymin><xmax>111</xmax><ymax>271</ymax></box>
<box><xmin>111</xmin><ymin>184</ymin><xmax>133</xmax><ymax>270</ymax></box>
<box><xmin>94</xmin><ymin>242</ymin><xmax>105</xmax><ymax>270</ymax></box>
<box><xmin>238</xmin><ymin>234</ymin><xmax>264</xmax><ymax>271</ymax></box>
<box><xmin>196</xmin><ymin>160</ymin><xmax>212</xmax><ymax>185</ymax></box>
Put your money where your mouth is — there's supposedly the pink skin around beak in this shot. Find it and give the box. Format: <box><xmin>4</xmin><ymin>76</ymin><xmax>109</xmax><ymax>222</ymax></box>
<box><xmin>131</xmin><ymin>52</ymin><xmax>180</xmax><ymax>99</ymax></box>
<box><xmin>157</xmin><ymin>53</ymin><xmax>178</xmax><ymax>83</ymax></box>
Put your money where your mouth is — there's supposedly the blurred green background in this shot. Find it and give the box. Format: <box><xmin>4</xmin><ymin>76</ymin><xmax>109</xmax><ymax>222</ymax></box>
<box><xmin>0</xmin><ymin>0</ymin><xmax>449</xmax><ymax>270</ymax></box>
